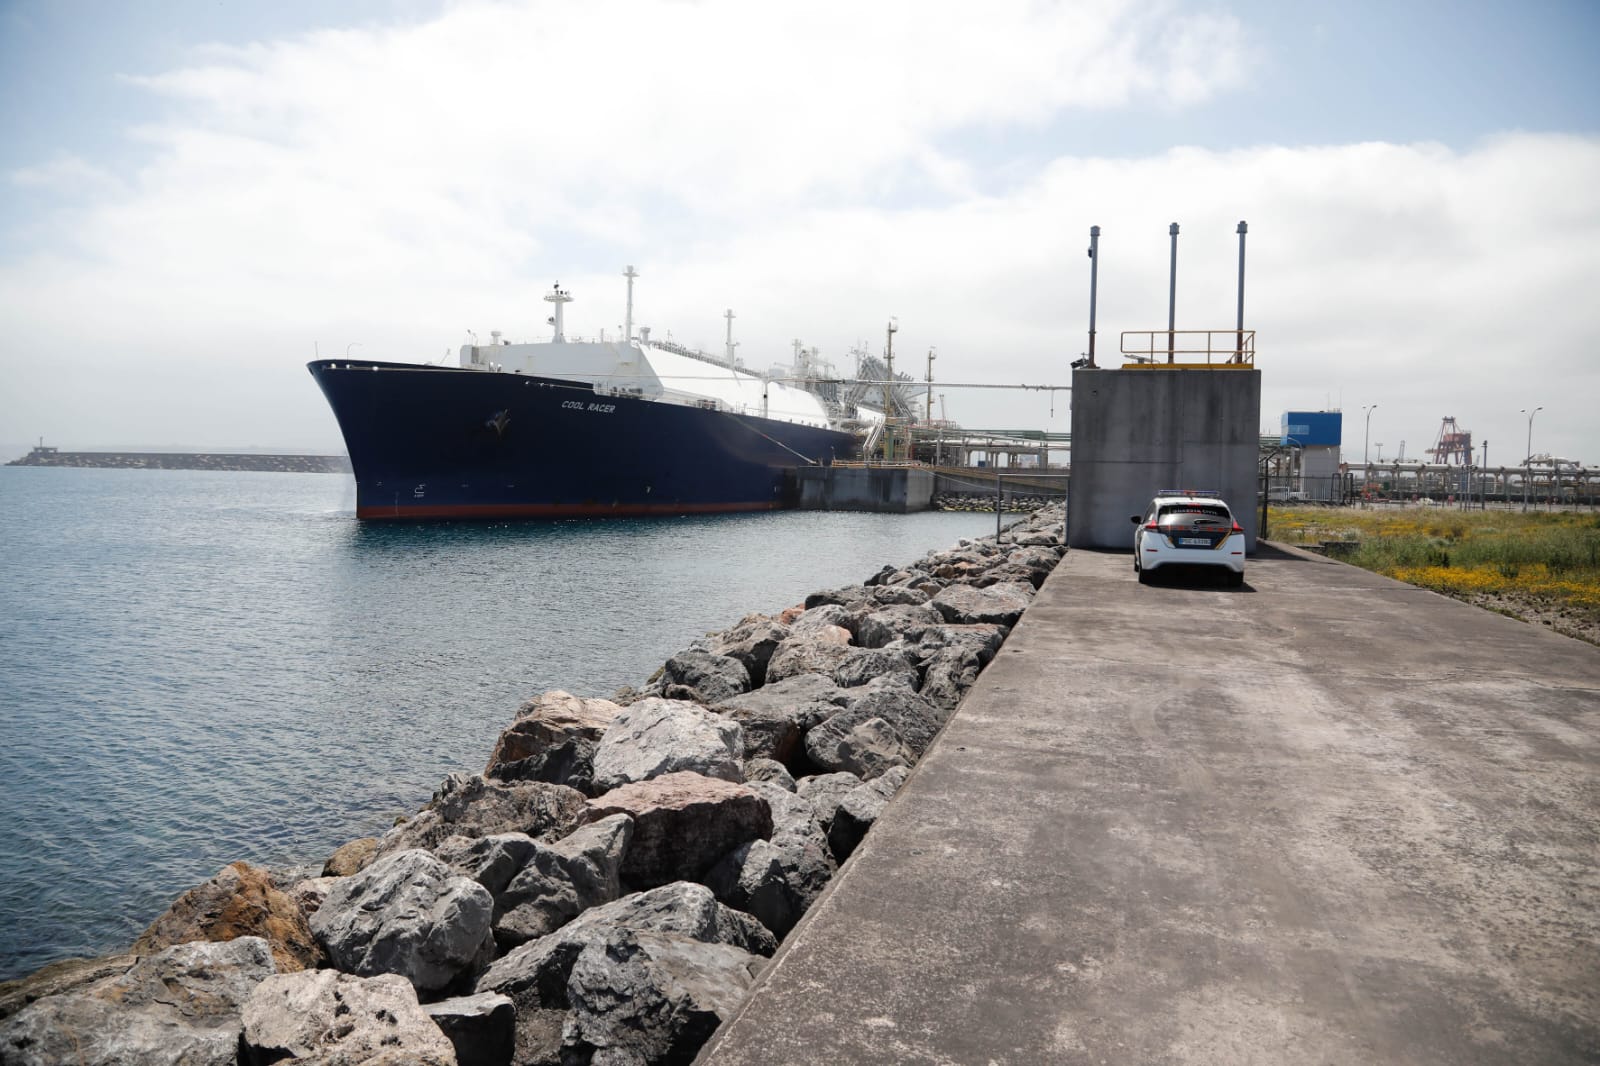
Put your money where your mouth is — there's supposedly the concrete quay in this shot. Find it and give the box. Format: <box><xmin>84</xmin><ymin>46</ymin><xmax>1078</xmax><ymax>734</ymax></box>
<box><xmin>699</xmin><ymin>544</ymin><xmax>1599</xmax><ymax>1064</ymax></box>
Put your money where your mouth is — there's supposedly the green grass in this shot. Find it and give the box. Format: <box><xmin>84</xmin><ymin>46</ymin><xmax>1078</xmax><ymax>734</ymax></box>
<box><xmin>1269</xmin><ymin>507</ymin><xmax>1600</xmax><ymax>623</ymax></box>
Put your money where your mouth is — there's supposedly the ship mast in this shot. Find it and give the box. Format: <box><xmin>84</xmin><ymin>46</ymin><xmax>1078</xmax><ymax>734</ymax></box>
<box><xmin>724</xmin><ymin>309</ymin><xmax>738</xmax><ymax>367</ymax></box>
<box><xmin>623</xmin><ymin>265</ymin><xmax>637</xmax><ymax>343</ymax></box>
<box><xmin>544</xmin><ymin>282</ymin><xmax>573</xmax><ymax>342</ymax></box>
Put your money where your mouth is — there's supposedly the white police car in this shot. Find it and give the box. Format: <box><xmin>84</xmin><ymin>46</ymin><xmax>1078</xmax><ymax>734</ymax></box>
<box><xmin>1130</xmin><ymin>490</ymin><xmax>1247</xmax><ymax>586</ymax></box>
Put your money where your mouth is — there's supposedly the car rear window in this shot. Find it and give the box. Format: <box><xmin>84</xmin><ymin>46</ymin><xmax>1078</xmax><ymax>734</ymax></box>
<box><xmin>1158</xmin><ymin>504</ymin><xmax>1230</xmax><ymax>520</ymax></box>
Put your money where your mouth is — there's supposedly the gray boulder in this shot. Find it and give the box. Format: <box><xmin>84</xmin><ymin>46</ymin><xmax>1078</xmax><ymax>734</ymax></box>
<box><xmin>831</xmin><ymin>645</ymin><xmax>920</xmax><ymax>690</ymax></box>
<box><xmin>476</xmin><ymin>882</ymin><xmax>774</xmax><ymax>1013</ymax></box>
<box><xmin>869</xmin><ymin>582</ymin><xmax>932</xmax><ymax>605</ymax></box>
<box><xmin>930</xmin><ymin>580</ymin><xmax>1035</xmax><ymax>626</ymax></box>
<box><xmin>763</xmin><ymin>636</ymin><xmax>855</xmax><ymax>685</ymax></box>
<box><xmin>789</xmin><ymin>601</ymin><xmax>859</xmax><ymax>636</ymax></box>
<box><xmin>749</xmin><ymin>783</ymin><xmax>836</xmax><ymax>914</ymax></box>
<box><xmin>380</xmin><ymin>775</ymin><xmax>589</xmax><ymax>854</ymax></box>
<box><xmin>804</xmin><ymin>681</ymin><xmax>942</xmax><ymax>777</ymax></box>
<box><xmin>802</xmin><ymin>712</ymin><xmax>910</xmax><ymax>779</ymax></box>
<box><xmin>919</xmin><ymin>645</ymin><xmax>984</xmax><ymax>714</ymax></box>
<box><xmin>1004</xmin><ymin>544</ymin><xmax>1063</xmax><ymax>585</ymax></box>
<box><xmin>705</xmin><ymin>839</ymin><xmax>800</xmax><ymax>939</ymax></box>
<box><xmin>712</xmin><ymin>673</ymin><xmax>850</xmax><ymax>764</ymax></box>
<box><xmin>561</xmin><ymin>929</ymin><xmax>762</xmax><ymax>1065</ymax></box>
<box><xmin>710</xmin><ymin>614</ymin><xmax>793</xmax><ymax>689</ymax></box>
<box><xmin>840</xmin><ymin>681</ymin><xmax>945</xmax><ymax>756</ymax></box>
<box><xmin>494</xmin><ymin>814</ymin><xmax>634</xmax><ymax>949</ymax></box>
<box><xmin>856</xmin><ymin>602</ymin><xmax>944</xmax><ymax>648</ymax></box>
<box><xmin>434</xmin><ymin>832</ymin><xmax>543</xmax><ymax>897</ymax></box>
<box><xmin>928</xmin><ymin>549</ymin><xmax>997</xmax><ymax>583</ymax></box>
<box><xmin>828</xmin><ymin>766</ymin><xmax>911</xmax><ymax>860</ymax></box>
<box><xmin>742</xmin><ymin>757</ymin><xmax>796</xmax><ymax>791</ymax></box>
<box><xmin>973</xmin><ymin>560</ymin><xmax>1044</xmax><ymax>589</ymax></box>
<box><xmin>914</xmin><ymin>622</ymin><xmax>1009</xmax><ymax>666</ymax></box>
<box><xmin>0</xmin><ymin>937</ymin><xmax>276</xmax><ymax>1066</ymax></box>
<box><xmin>310</xmin><ymin>849</ymin><xmax>494</xmax><ymax>993</ymax></box>
<box><xmin>425</xmin><ymin>992</ymin><xmax>515</xmax><ymax>1066</ymax></box>
<box><xmin>704</xmin><ymin>780</ymin><xmax>835</xmax><ymax>938</ymax></box>
<box><xmin>288</xmin><ymin>875</ymin><xmax>341</xmax><ymax>919</ymax></box>
<box><xmin>794</xmin><ymin>772</ymin><xmax>862</xmax><ymax>832</ymax></box>
<box><xmin>484</xmin><ymin>691</ymin><xmax>622</xmax><ymax>794</ymax></box>
<box><xmin>871</xmin><ymin>565</ymin><xmax>940</xmax><ymax>591</ymax></box>
<box><xmin>587</xmin><ymin>772</ymin><xmax>772</xmax><ymax>889</ymax></box>
<box><xmin>0</xmin><ymin>952</ymin><xmax>137</xmax><ymax>1022</ymax></box>
<box><xmin>240</xmin><ymin>969</ymin><xmax>456</xmax><ymax>1065</ymax></box>
<box><xmin>862</xmin><ymin>563</ymin><xmax>899</xmax><ymax>587</ymax></box>
<box><xmin>751</xmin><ymin>781</ymin><xmax>826</xmax><ymax>845</ymax></box>
<box><xmin>590</xmin><ymin>698</ymin><xmax>744</xmax><ymax>792</ymax></box>
<box><xmin>802</xmin><ymin>585</ymin><xmax>872</xmax><ymax>611</ymax></box>
<box><xmin>656</xmin><ymin>649</ymin><xmax>752</xmax><ymax>705</ymax></box>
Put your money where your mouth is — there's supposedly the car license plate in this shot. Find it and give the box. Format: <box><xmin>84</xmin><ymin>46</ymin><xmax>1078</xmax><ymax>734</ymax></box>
<box><xmin>1178</xmin><ymin>537</ymin><xmax>1210</xmax><ymax>546</ymax></box>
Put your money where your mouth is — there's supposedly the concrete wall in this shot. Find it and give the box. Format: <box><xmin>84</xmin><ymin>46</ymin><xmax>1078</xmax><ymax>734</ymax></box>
<box><xmin>794</xmin><ymin>466</ymin><xmax>934</xmax><ymax>513</ymax></box>
<box><xmin>1067</xmin><ymin>368</ymin><xmax>1261</xmax><ymax>550</ymax></box>
<box><xmin>1302</xmin><ymin>445</ymin><xmax>1341</xmax><ymax>501</ymax></box>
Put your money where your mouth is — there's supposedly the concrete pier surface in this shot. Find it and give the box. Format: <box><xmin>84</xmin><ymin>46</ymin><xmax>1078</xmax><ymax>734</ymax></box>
<box><xmin>699</xmin><ymin>545</ymin><xmax>1599</xmax><ymax>1064</ymax></box>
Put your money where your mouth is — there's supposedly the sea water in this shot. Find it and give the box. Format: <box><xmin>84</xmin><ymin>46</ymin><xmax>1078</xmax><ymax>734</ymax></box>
<box><xmin>0</xmin><ymin>466</ymin><xmax>1010</xmax><ymax>979</ymax></box>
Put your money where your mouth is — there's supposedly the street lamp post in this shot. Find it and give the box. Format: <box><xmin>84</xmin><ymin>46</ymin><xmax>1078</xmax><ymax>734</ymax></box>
<box><xmin>1362</xmin><ymin>405</ymin><xmax>1378</xmax><ymax>504</ymax></box>
<box><xmin>1482</xmin><ymin>440</ymin><xmax>1489</xmax><ymax>509</ymax></box>
<box><xmin>1521</xmin><ymin>406</ymin><xmax>1542</xmax><ymax>512</ymax></box>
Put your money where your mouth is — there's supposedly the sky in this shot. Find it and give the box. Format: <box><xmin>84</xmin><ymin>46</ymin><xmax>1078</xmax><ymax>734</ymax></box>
<box><xmin>2</xmin><ymin>0</ymin><xmax>1597</xmax><ymax>465</ymax></box>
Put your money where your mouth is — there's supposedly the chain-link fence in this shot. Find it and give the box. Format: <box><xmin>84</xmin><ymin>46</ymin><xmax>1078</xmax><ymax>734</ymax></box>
<box><xmin>1261</xmin><ymin>471</ymin><xmax>1598</xmax><ymax>509</ymax></box>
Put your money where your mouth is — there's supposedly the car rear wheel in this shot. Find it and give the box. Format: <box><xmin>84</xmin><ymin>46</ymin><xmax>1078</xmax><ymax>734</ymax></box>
<box><xmin>1137</xmin><ymin>565</ymin><xmax>1153</xmax><ymax>585</ymax></box>
<box><xmin>1228</xmin><ymin>570</ymin><xmax>1245</xmax><ymax>588</ymax></box>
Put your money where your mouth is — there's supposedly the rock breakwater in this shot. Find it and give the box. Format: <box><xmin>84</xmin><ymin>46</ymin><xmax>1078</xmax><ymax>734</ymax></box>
<box><xmin>6</xmin><ymin>447</ymin><xmax>351</xmax><ymax>473</ymax></box>
<box><xmin>0</xmin><ymin>505</ymin><xmax>1066</xmax><ymax>1066</ymax></box>
<box><xmin>932</xmin><ymin>491</ymin><xmax>1063</xmax><ymax>513</ymax></box>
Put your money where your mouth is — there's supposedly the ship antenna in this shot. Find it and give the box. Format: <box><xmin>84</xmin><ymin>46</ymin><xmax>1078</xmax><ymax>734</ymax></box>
<box><xmin>544</xmin><ymin>282</ymin><xmax>573</xmax><ymax>342</ymax></box>
<box><xmin>623</xmin><ymin>265</ymin><xmax>638</xmax><ymax>343</ymax></box>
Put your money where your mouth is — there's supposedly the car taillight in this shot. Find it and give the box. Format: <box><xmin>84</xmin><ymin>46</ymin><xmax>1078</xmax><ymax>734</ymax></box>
<box><xmin>1144</xmin><ymin>521</ymin><xmax>1159</xmax><ymax>530</ymax></box>
<box><xmin>1231</xmin><ymin>521</ymin><xmax>1243</xmax><ymax>533</ymax></box>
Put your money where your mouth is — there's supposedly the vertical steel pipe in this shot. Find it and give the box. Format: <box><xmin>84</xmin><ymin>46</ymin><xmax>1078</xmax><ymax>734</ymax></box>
<box><xmin>1235</xmin><ymin>221</ymin><xmax>1248</xmax><ymax>363</ymax></box>
<box><xmin>1167</xmin><ymin>223</ymin><xmax>1179</xmax><ymax>363</ymax></box>
<box><xmin>1087</xmin><ymin>225</ymin><xmax>1100</xmax><ymax>368</ymax></box>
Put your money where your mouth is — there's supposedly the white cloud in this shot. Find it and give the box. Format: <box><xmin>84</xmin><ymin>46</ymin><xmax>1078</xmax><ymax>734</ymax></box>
<box><xmin>1</xmin><ymin>0</ymin><xmax>1595</xmax><ymax>467</ymax></box>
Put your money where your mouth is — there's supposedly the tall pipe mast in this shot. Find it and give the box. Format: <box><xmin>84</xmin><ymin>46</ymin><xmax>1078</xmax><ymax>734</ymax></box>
<box><xmin>1086</xmin><ymin>224</ymin><xmax>1100</xmax><ymax>368</ymax></box>
<box><xmin>724</xmin><ymin>309</ymin><xmax>737</xmax><ymax>367</ymax></box>
<box><xmin>623</xmin><ymin>265</ymin><xmax>638</xmax><ymax>343</ymax></box>
<box><xmin>1234</xmin><ymin>221</ymin><xmax>1248</xmax><ymax>363</ymax></box>
<box><xmin>925</xmin><ymin>347</ymin><xmax>936</xmax><ymax>424</ymax></box>
<box><xmin>1167</xmin><ymin>222</ymin><xmax>1179</xmax><ymax>363</ymax></box>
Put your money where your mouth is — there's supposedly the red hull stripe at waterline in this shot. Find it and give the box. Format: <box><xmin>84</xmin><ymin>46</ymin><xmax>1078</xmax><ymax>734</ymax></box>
<box><xmin>355</xmin><ymin>500</ymin><xmax>786</xmax><ymax>520</ymax></box>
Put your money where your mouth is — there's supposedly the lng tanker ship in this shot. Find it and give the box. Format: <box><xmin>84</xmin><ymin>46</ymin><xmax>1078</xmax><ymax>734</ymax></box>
<box><xmin>309</xmin><ymin>269</ymin><xmax>872</xmax><ymax>519</ymax></box>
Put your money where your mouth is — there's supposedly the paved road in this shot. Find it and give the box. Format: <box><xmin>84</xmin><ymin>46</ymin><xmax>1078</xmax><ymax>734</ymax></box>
<box><xmin>699</xmin><ymin>544</ymin><xmax>1600</xmax><ymax>1064</ymax></box>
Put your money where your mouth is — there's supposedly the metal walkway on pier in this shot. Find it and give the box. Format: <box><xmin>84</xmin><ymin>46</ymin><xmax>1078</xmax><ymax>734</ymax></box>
<box><xmin>700</xmin><ymin>546</ymin><xmax>1599</xmax><ymax>1065</ymax></box>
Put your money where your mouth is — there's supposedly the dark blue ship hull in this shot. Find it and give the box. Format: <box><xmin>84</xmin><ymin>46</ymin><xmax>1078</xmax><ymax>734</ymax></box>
<box><xmin>308</xmin><ymin>359</ymin><xmax>858</xmax><ymax>519</ymax></box>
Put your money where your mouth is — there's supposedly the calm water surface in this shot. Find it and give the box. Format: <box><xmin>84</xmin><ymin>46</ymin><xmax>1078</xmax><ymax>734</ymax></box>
<box><xmin>0</xmin><ymin>466</ymin><xmax>1009</xmax><ymax>979</ymax></box>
